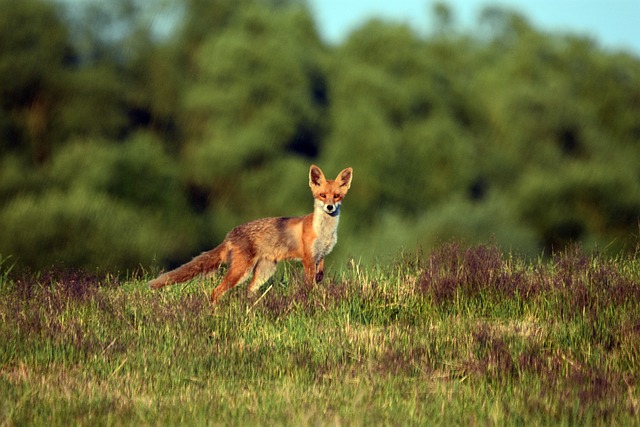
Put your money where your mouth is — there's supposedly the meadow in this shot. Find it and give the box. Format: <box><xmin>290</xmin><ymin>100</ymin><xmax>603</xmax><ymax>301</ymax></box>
<box><xmin>1</xmin><ymin>243</ymin><xmax>639</xmax><ymax>426</ymax></box>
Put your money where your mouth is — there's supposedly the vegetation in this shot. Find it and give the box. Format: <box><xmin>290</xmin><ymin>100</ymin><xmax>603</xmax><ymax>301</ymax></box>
<box><xmin>1</xmin><ymin>243</ymin><xmax>639</xmax><ymax>425</ymax></box>
<box><xmin>2</xmin><ymin>2</ymin><xmax>638</xmax><ymax>424</ymax></box>
<box><xmin>0</xmin><ymin>0</ymin><xmax>639</xmax><ymax>273</ymax></box>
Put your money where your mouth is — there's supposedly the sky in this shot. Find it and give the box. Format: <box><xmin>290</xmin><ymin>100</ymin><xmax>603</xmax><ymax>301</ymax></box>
<box><xmin>307</xmin><ymin>0</ymin><xmax>640</xmax><ymax>55</ymax></box>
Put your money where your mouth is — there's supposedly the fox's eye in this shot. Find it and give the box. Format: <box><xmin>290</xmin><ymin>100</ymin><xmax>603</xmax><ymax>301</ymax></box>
<box><xmin>333</xmin><ymin>194</ymin><xmax>340</xmax><ymax>200</ymax></box>
<box><xmin>319</xmin><ymin>193</ymin><xmax>326</xmax><ymax>199</ymax></box>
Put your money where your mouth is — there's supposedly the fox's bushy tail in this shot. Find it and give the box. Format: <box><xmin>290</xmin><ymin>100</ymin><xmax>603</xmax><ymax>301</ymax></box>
<box><xmin>148</xmin><ymin>243</ymin><xmax>227</xmax><ymax>289</ymax></box>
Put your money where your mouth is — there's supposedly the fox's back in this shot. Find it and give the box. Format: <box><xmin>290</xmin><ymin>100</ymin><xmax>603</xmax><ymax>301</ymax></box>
<box><xmin>225</xmin><ymin>216</ymin><xmax>306</xmax><ymax>261</ymax></box>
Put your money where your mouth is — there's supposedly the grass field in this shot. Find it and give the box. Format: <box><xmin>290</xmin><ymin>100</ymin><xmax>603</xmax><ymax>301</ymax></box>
<box><xmin>1</xmin><ymin>243</ymin><xmax>640</xmax><ymax>426</ymax></box>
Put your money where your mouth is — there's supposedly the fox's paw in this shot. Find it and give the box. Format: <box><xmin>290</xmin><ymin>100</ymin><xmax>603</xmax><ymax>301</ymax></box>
<box><xmin>210</xmin><ymin>288</ymin><xmax>225</xmax><ymax>305</ymax></box>
<box><xmin>315</xmin><ymin>271</ymin><xmax>324</xmax><ymax>283</ymax></box>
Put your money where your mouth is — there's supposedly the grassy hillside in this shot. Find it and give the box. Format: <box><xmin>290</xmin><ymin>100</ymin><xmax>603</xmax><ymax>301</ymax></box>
<box><xmin>1</xmin><ymin>244</ymin><xmax>639</xmax><ymax>425</ymax></box>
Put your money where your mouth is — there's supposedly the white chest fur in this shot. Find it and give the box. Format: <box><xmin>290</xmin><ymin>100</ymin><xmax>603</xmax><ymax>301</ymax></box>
<box><xmin>311</xmin><ymin>209</ymin><xmax>339</xmax><ymax>263</ymax></box>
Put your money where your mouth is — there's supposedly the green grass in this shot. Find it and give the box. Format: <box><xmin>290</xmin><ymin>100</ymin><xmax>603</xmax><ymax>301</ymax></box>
<box><xmin>1</xmin><ymin>244</ymin><xmax>640</xmax><ymax>425</ymax></box>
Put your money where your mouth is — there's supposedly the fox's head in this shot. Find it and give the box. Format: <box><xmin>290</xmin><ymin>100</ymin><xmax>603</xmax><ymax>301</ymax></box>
<box><xmin>309</xmin><ymin>165</ymin><xmax>353</xmax><ymax>216</ymax></box>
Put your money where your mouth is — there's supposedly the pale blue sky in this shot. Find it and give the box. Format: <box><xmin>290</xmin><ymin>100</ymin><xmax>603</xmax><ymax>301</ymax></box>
<box><xmin>308</xmin><ymin>0</ymin><xmax>640</xmax><ymax>55</ymax></box>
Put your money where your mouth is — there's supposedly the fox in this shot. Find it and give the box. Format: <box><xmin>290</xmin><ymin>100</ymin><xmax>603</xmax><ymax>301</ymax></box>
<box><xmin>148</xmin><ymin>165</ymin><xmax>353</xmax><ymax>304</ymax></box>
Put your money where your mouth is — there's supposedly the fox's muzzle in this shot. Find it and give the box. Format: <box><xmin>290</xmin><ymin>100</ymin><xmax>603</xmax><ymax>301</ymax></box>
<box><xmin>323</xmin><ymin>204</ymin><xmax>340</xmax><ymax>216</ymax></box>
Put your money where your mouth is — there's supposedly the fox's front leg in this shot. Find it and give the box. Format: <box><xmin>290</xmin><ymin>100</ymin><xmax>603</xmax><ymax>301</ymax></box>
<box><xmin>302</xmin><ymin>253</ymin><xmax>317</xmax><ymax>285</ymax></box>
<box><xmin>315</xmin><ymin>258</ymin><xmax>325</xmax><ymax>283</ymax></box>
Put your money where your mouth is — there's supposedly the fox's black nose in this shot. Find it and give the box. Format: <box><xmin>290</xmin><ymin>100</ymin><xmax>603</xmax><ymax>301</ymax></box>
<box><xmin>326</xmin><ymin>205</ymin><xmax>334</xmax><ymax>212</ymax></box>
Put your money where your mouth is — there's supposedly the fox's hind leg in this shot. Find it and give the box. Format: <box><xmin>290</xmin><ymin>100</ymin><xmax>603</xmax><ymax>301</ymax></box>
<box><xmin>210</xmin><ymin>250</ymin><xmax>252</xmax><ymax>304</ymax></box>
<box><xmin>247</xmin><ymin>259</ymin><xmax>278</xmax><ymax>296</ymax></box>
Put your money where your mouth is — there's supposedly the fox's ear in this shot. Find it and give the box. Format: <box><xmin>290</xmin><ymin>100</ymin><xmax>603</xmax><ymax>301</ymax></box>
<box><xmin>309</xmin><ymin>164</ymin><xmax>326</xmax><ymax>188</ymax></box>
<box><xmin>337</xmin><ymin>167</ymin><xmax>353</xmax><ymax>190</ymax></box>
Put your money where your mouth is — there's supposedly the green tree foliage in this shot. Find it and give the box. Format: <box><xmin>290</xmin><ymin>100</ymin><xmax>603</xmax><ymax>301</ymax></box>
<box><xmin>0</xmin><ymin>135</ymin><xmax>198</xmax><ymax>271</ymax></box>
<box><xmin>181</xmin><ymin>1</ymin><xmax>326</xmax><ymax>221</ymax></box>
<box><xmin>0</xmin><ymin>0</ymin><xmax>639</xmax><ymax>272</ymax></box>
<box><xmin>515</xmin><ymin>163</ymin><xmax>640</xmax><ymax>252</ymax></box>
<box><xmin>0</xmin><ymin>0</ymin><xmax>72</xmax><ymax>163</ymax></box>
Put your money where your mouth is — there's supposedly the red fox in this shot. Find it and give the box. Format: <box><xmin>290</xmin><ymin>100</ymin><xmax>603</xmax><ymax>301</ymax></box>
<box><xmin>149</xmin><ymin>165</ymin><xmax>353</xmax><ymax>303</ymax></box>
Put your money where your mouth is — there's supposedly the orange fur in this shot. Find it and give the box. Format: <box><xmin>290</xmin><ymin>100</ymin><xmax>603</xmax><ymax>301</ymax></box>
<box><xmin>148</xmin><ymin>165</ymin><xmax>353</xmax><ymax>304</ymax></box>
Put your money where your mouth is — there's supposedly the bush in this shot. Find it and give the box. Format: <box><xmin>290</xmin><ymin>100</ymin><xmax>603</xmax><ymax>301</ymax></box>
<box><xmin>0</xmin><ymin>134</ymin><xmax>199</xmax><ymax>272</ymax></box>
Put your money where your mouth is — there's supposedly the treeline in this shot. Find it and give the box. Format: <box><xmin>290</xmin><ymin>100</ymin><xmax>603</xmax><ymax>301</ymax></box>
<box><xmin>1</xmin><ymin>0</ymin><xmax>639</xmax><ymax>272</ymax></box>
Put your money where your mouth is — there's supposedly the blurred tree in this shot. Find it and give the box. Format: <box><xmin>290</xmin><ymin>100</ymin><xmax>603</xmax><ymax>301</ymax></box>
<box><xmin>0</xmin><ymin>188</ymin><xmax>191</xmax><ymax>271</ymax></box>
<box><xmin>56</xmin><ymin>0</ymin><xmax>182</xmax><ymax>144</ymax></box>
<box><xmin>53</xmin><ymin>66</ymin><xmax>130</xmax><ymax>140</ymax></box>
<box><xmin>1</xmin><ymin>0</ymin><xmax>639</xmax><ymax>272</ymax></box>
<box><xmin>515</xmin><ymin>162</ymin><xmax>640</xmax><ymax>252</ymax></box>
<box><xmin>0</xmin><ymin>0</ymin><xmax>72</xmax><ymax>163</ymax></box>
<box><xmin>0</xmin><ymin>133</ymin><xmax>198</xmax><ymax>271</ymax></box>
<box><xmin>431</xmin><ymin>2</ymin><xmax>454</xmax><ymax>36</ymax></box>
<box><xmin>323</xmin><ymin>20</ymin><xmax>480</xmax><ymax>224</ymax></box>
<box><xmin>180</xmin><ymin>2</ymin><xmax>327</xmax><ymax>219</ymax></box>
